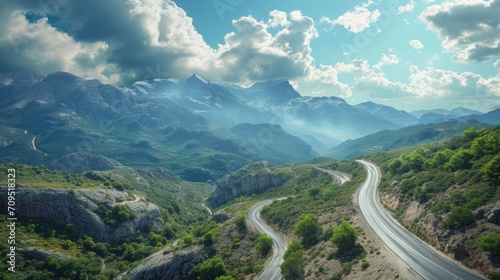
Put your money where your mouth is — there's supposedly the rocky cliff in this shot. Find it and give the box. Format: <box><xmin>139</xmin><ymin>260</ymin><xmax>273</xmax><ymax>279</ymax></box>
<box><xmin>0</xmin><ymin>186</ymin><xmax>162</xmax><ymax>241</ymax></box>
<box><xmin>129</xmin><ymin>246</ymin><xmax>202</xmax><ymax>280</ymax></box>
<box><xmin>207</xmin><ymin>161</ymin><xmax>292</xmax><ymax>207</ymax></box>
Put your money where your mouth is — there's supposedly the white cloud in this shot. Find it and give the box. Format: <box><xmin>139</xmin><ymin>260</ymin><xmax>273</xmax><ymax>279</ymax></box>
<box><xmin>398</xmin><ymin>0</ymin><xmax>415</xmax><ymax>14</ymax></box>
<box><xmin>409</xmin><ymin>66</ymin><xmax>500</xmax><ymax>103</ymax></box>
<box><xmin>494</xmin><ymin>59</ymin><xmax>500</xmax><ymax>69</ymax></box>
<box><xmin>409</xmin><ymin>39</ymin><xmax>424</xmax><ymax>50</ymax></box>
<box><xmin>333</xmin><ymin>56</ymin><xmax>414</xmax><ymax>98</ymax></box>
<box><xmin>320</xmin><ymin>1</ymin><xmax>380</xmax><ymax>33</ymax></box>
<box><xmin>375</xmin><ymin>54</ymin><xmax>400</xmax><ymax>69</ymax></box>
<box><xmin>0</xmin><ymin>10</ymin><xmax>118</xmax><ymax>84</ymax></box>
<box><xmin>268</xmin><ymin>10</ymin><xmax>290</xmax><ymax>28</ymax></box>
<box><xmin>421</xmin><ymin>0</ymin><xmax>500</xmax><ymax>62</ymax></box>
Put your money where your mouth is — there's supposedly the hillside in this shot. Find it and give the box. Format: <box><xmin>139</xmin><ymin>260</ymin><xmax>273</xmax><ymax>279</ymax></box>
<box><xmin>0</xmin><ymin>163</ymin><xmax>214</xmax><ymax>279</ymax></box>
<box><xmin>329</xmin><ymin>120</ymin><xmax>491</xmax><ymax>159</ymax></box>
<box><xmin>367</xmin><ymin>126</ymin><xmax>500</xmax><ymax>278</ymax></box>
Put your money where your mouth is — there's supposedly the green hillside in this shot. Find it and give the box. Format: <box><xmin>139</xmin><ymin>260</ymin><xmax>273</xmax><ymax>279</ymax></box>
<box><xmin>367</xmin><ymin>125</ymin><xmax>500</xmax><ymax>277</ymax></box>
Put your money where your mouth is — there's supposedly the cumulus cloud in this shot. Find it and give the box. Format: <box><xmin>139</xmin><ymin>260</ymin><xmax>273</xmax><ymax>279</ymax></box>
<box><xmin>334</xmin><ymin>56</ymin><xmax>414</xmax><ymax>98</ymax></box>
<box><xmin>421</xmin><ymin>0</ymin><xmax>500</xmax><ymax>62</ymax></box>
<box><xmin>320</xmin><ymin>1</ymin><xmax>380</xmax><ymax>33</ymax></box>
<box><xmin>331</xmin><ymin>54</ymin><xmax>500</xmax><ymax>107</ymax></box>
<box><xmin>0</xmin><ymin>0</ymin><xmax>213</xmax><ymax>84</ymax></box>
<box><xmin>409</xmin><ymin>39</ymin><xmax>424</xmax><ymax>50</ymax></box>
<box><xmin>0</xmin><ymin>1</ymin><xmax>351</xmax><ymax>97</ymax></box>
<box><xmin>398</xmin><ymin>0</ymin><xmax>415</xmax><ymax>14</ymax></box>
<box><xmin>409</xmin><ymin>65</ymin><xmax>500</xmax><ymax>109</ymax></box>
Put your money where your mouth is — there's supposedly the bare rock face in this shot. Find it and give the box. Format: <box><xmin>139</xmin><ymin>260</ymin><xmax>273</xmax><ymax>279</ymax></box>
<box><xmin>445</xmin><ymin>239</ymin><xmax>470</xmax><ymax>260</ymax></box>
<box><xmin>381</xmin><ymin>193</ymin><xmax>399</xmax><ymax>210</ymax></box>
<box><xmin>129</xmin><ymin>246</ymin><xmax>202</xmax><ymax>280</ymax></box>
<box><xmin>207</xmin><ymin>161</ymin><xmax>292</xmax><ymax>207</ymax></box>
<box><xmin>486</xmin><ymin>201</ymin><xmax>500</xmax><ymax>225</ymax></box>
<box><xmin>0</xmin><ymin>186</ymin><xmax>162</xmax><ymax>241</ymax></box>
<box><xmin>472</xmin><ymin>201</ymin><xmax>500</xmax><ymax>225</ymax></box>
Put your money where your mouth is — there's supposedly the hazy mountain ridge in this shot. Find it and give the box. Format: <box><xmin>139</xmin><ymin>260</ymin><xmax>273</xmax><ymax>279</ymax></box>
<box><xmin>1</xmin><ymin>71</ymin><xmax>497</xmax><ymax>179</ymax></box>
<box><xmin>329</xmin><ymin>120</ymin><xmax>492</xmax><ymax>160</ymax></box>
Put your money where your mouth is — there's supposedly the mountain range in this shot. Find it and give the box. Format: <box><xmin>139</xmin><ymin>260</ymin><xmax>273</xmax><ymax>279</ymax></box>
<box><xmin>1</xmin><ymin>71</ymin><xmax>498</xmax><ymax>180</ymax></box>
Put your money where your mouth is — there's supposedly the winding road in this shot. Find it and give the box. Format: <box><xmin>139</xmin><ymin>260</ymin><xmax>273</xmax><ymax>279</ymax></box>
<box><xmin>248</xmin><ymin>170</ymin><xmax>350</xmax><ymax>280</ymax></box>
<box><xmin>248</xmin><ymin>199</ymin><xmax>288</xmax><ymax>280</ymax></box>
<box><xmin>356</xmin><ymin>160</ymin><xmax>485</xmax><ymax>280</ymax></box>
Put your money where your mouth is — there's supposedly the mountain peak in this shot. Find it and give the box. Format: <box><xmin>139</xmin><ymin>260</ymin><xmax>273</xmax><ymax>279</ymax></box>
<box><xmin>187</xmin><ymin>73</ymin><xmax>209</xmax><ymax>84</ymax></box>
<box><xmin>247</xmin><ymin>79</ymin><xmax>301</xmax><ymax>105</ymax></box>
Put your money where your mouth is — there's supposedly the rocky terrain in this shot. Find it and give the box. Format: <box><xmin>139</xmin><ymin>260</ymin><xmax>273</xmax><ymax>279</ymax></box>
<box><xmin>0</xmin><ymin>186</ymin><xmax>162</xmax><ymax>241</ymax></box>
<box><xmin>129</xmin><ymin>246</ymin><xmax>203</xmax><ymax>280</ymax></box>
<box><xmin>381</xmin><ymin>193</ymin><xmax>500</xmax><ymax>276</ymax></box>
<box><xmin>207</xmin><ymin>161</ymin><xmax>293</xmax><ymax>207</ymax></box>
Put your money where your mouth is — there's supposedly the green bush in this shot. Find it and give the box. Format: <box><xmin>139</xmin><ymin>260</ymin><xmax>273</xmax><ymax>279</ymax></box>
<box><xmin>198</xmin><ymin>257</ymin><xmax>229</xmax><ymax>280</ymax></box>
<box><xmin>331</xmin><ymin>221</ymin><xmax>358</xmax><ymax>253</ymax></box>
<box><xmin>476</xmin><ymin>232</ymin><xmax>500</xmax><ymax>256</ymax></box>
<box><xmin>294</xmin><ymin>214</ymin><xmax>319</xmax><ymax>245</ymax></box>
<box><xmin>257</xmin><ymin>234</ymin><xmax>273</xmax><ymax>256</ymax></box>
<box><xmin>443</xmin><ymin>206</ymin><xmax>473</xmax><ymax>229</ymax></box>
<box><xmin>234</xmin><ymin>214</ymin><xmax>247</xmax><ymax>228</ymax></box>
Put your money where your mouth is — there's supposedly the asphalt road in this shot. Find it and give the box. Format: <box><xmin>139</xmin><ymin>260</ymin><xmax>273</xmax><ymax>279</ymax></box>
<box><xmin>248</xmin><ymin>199</ymin><xmax>288</xmax><ymax>280</ymax></box>
<box><xmin>356</xmin><ymin>160</ymin><xmax>485</xmax><ymax>280</ymax></box>
<box><xmin>315</xmin><ymin>167</ymin><xmax>350</xmax><ymax>184</ymax></box>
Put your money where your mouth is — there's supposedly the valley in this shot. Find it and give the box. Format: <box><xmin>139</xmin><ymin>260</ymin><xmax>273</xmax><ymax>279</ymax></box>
<box><xmin>0</xmin><ymin>71</ymin><xmax>499</xmax><ymax>280</ymax></box>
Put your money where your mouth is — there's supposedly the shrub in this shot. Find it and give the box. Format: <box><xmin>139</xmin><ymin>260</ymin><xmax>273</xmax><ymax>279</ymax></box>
<box><xmin>443</xmin><ymin>206</ymin><xmax>473</xmax><ymax>229</ymax></box>
<box><xmin>257</xmin><ymin>234</ymin><xmax>273</xmax><ymax>256</ymax></box>
<box><xmin>234</xmin><ymin>214</ymin><xmax>247</xmax><ymax>228</ymax></box>
<box><xmin>476</xmin><ymin>232</ymin><xmax>500</xmax><ymax>256</ymax></box>
<box><xmin>331</xmin><ymin>221</ymin><xmax>358</xmax><ymax>253</ymax></box>
<box><xmin>294</xmin><ymin>214</ymin><xmax>319</xmax><ymax>245</ymax></box>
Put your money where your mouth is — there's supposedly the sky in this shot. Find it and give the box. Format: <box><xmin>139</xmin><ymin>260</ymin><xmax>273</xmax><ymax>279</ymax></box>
<box><xmin>0</xmin><ymin>0</ymin><xmax>499</xmax><ymax>112</ymax></box>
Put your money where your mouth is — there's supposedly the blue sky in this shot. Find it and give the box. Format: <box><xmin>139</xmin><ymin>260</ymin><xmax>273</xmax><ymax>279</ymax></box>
<box><xmin>0</xmin><ymin>0</ymin><xmax>498</xmax><ymax>112</ymax></box>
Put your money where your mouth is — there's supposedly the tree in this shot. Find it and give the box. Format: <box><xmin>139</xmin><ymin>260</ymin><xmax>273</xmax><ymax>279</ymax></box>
<box><xmin>198</xmin><ymin>257</ymin><xmax>228</xmax><ymax>280</ymax></box>
<box><xmin>330</xmin><ymin>221</ymin><xmax>358</xmax><ymax>253</ymax></box>
<box><xmin>281</xmin><ymin>240</ymin><xmax>304</xmax><ymax>280</ymax></box>
<box><xmin>482</xmin><ymin>155</ymin><xmax>500</xmax><ymax>184</ymax></box>
<box><xmin>182</xmin><ymin>234</ymin><xmax>195</xmax><ymax>247</ymax></box>
<box><xmin>283</xmin><ymin>240</ymin><xmax>303</xmax><ymax>260</ymax></box>
<box><xmin>445</xmin><ymin>149</ymin><xmax>474</xmax><ymax>172</ymax></box>
<box><xmin>294</xmin><ymin>214</ymin><xmax>319</xmax><ymax>245</ymax></box>
<box><xmin>257</xmin><ymin>234</ymin><xmax>273</xmax><ymax>256</ymax></box>
<box><xmin>203</xmin><ymin>232</ymin><xmax>214</xmax><ymax>246</ymax></box>
<box><xmin>234</xmin><ymin>214</ymin><xmax>247</xmax><ymax>228</ymax></box>
<box><xmin>308</xmin><ymin>187</ymin><xmax>321</xmax><ymax>200</ymax></box>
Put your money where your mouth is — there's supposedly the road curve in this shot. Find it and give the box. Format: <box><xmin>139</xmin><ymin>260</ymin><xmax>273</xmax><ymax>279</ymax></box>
<box><xmin>356</xmin><ymin>160</ymin><xmax>485</xmax><ymax>280</ymax></box>
<box><xmin>315</xmin><ymin>167</ymin><xmax>350</xmax><ymax>185</ymax></box>
<box><xmin>248</xmin><ymin>199</ymin><xmax>288</xmax><ymax>280</ymax></box>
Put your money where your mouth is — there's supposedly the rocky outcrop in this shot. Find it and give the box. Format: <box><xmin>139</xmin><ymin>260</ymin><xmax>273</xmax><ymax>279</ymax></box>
<box><xmin>381</xmin><ymin>193</ymin><xmax>399</xmax><ymax>210</ymax></box>
<box><xmin>0</xmin><ymin>186</ymin><xmax>162</xmax><ymax>241</ymax></box>
<box><xmin>207</xmin><ymin>161</ymin><xmax>292</xmax><ymax>207</ymax></box>
<box><xmin>472</xmin><ymin>201</ymin><xmax>500</xmax><ymax>225</ymax></box>
<box><xmin>445</xmin><ymin>239</ymin><xmax>470</xmax><ymax>260</ymax></box>
<box><xmin>129</xmin><ymin>246</ymin><xmax>202</xmax><ymax>280</ymax></box>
